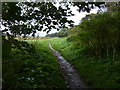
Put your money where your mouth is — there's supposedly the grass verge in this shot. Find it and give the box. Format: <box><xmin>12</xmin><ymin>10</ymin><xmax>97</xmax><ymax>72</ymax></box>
<box><xmin>3</xmin><ymin>39</ymin><xmax>66</xmax><ymax>89</ymax></box>
<box><xmin>50</xmin><ymin>37</ymin><xmax>120</xmax><ymax>88</ymax></box>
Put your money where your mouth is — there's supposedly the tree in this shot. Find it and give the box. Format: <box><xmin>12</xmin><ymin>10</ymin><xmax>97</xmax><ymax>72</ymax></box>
<box><xmin>2</xmin><ymin>1</ymin><xmax>105</xmax><ymax>36</ymax></box>
<box><xmin>2</xmin><ymin>2</ymin><xmax>73</xmax><ymax>37</ymax></box>
<box><xmin>106</xmin><ymin>2</ymin><xmax>120</xmax><ymax>12</ymax></box>
<box><xmin>74</xmin><ymin>12</ymin><xmax>120</xmax><ymax>58</ymax></box>
<box><xmin>1</xmin><ymin>1</ymin><xmax>106</xmax><ymax>58</ymax></box>
<box><xmin>46</xmin><ymin>28</ymin><xmax>68</xmax><ymax>37</ymax></box>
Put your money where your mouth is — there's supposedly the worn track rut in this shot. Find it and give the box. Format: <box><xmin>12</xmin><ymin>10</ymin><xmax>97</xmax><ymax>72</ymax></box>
<box><xmin>49</xmin><ymin>43</ymin><xmax>88</xmax><ymax>89</ymax></box>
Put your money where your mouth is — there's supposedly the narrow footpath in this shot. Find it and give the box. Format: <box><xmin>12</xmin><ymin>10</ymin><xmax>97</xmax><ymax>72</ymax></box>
<box><xmin>49</xmin><ymin>42</ymin><xmax>88</xmax><ymax>89</ymax></box>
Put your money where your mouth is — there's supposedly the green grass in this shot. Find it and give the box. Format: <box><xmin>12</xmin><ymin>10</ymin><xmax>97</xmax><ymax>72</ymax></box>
<box><xmin>27</xmin><ymin>39</ymin><xmax>66</xmax><ymax>88</ymax></box>
<box><xmin>3</xmin><ymin>37</ymin><xmax>120</xmax><ymax>88</ymax></box>
<box><xmin>3</xmin><ymin>39</ymin><xmax>66</xmax><ymax>89</ymax></box>
<box><xmin>50</xmin><ymin>37</ymin><xmax>120</xmax><ymax>88</ymax></box>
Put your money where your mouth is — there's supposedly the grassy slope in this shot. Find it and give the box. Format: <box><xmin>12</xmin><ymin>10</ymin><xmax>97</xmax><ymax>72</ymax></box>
<box><xmin>3</xmin><ymin>39</ymin><xmax>66</xmax><ymax>88</ymax></box>
<box><xmin>50</xmin><ymin>37</ymin><xmax>120</xmax><ymax>88</ymax></box>
<box><xmin>27</xmin><ymin>39</ymin><xmax>66</xmax><ymax>88</ymax></box>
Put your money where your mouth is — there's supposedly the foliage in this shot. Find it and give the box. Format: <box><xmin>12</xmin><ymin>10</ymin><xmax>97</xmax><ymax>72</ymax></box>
<box><xmin>49</xmin><ymin>10</ymin><xmax>120</xmax><ymax>87</ymax></box>
<box><xmin>50</xmin><ymin>37</ymin><xmax>120</xmax><ymax>88</ymax></box>
<box><xmin>2</xmin><ymin>2</ymin><xmax>74</xmax><ymax>36</ymax></box>
<box><xmin>66</xmin><ymin>25</ymin><xmax>80</xmax><ymax>42</ymax></box>
<box><xmin>72</xmin><ymin>2</ymin><xmax>105</xmax><ymax>12</ymax></box>
<box><xmin>2</xmin><ymin>1</ymin><xmax>120</xmax><ymax>89</ymax></box>
<box><xmin>68</xmin><ymin>12</ymin><xmax>120</xmax><ymax>59</ymax></box>
<box><xmin>2</xmin><ymin>36</ymin><xmax>12</xmax><ymax>58</ymax></box>
<box><xmin>67</xmin><ymin>25</ymin><xmax>80</xmax><ymax>35</ymax></box>
<box><xmin>106</xmin><ymin>2</ymin><xmax>120</xmax><ymax>12</ymax></box>
<box><xmin>2</xmin><ymin>2</ymin><xmax>105</xmax><ymax>36</ymax></box>
<box><xmin>46</xmin><ymin>28</ymin><xmax>68</xmax><ymax>37</ymax></box>
<box><xmin>2</xmin><ymin>39</ymin><xmax>65</xmax><ymax>89</ymax></box>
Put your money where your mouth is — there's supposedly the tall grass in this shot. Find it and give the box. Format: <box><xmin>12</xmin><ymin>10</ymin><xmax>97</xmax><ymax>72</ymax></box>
<box><xmin>3</xmin><ymin>39</ymin><xmax>66</xmax><ymax>89</ymax></box>
<box><xmin>50</xmin><ymin>37</ymin><xmax>120</xmax><ymax>88</ymax></box>
<box><xmin>27</xmin><ymin>39</ymin><xmax>66</xmax><ymax>88</ymax></box>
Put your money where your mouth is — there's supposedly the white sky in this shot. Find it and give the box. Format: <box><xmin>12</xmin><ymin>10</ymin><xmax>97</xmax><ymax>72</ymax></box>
<box><xmin>38</xmin><ymin>6</ymin><xmax>99</xmax><ymax>37</ymax></box>
<box><xmin>1</xmin><ymin>3</ymin><xmax>99</xmax><ymax>37</ymax></box>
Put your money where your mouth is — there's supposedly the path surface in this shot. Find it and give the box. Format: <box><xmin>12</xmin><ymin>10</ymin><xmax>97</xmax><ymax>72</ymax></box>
<box><xmin>49</xmin><ymin>43</ymin><xmax>88</xmax><ymax>89</ymax></box>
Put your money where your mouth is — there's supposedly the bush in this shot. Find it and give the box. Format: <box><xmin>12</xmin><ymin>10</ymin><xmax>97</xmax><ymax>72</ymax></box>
<box><xmin>46</xmin><ymin>28</ymin><xmax>68</xmax><ymax>37</ymax></box>
<box><xmin>3</xmin><ymin>39</ymin><xmax>65</xmax><ymax>89</ymax></box>
<box><xmin>68</xmin><ymin>12</ymin><xmax>120</xmax><ymax>59</ymax></box>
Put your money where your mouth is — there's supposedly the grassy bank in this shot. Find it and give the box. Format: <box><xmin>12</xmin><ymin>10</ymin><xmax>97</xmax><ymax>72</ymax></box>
<box><xmin>3</xmin><ymin>39</ymin><xmax>66</xmax><ymax>89</ymax></box>
<box><xmin>50</xmin><ymin>37</ymin><xmax>120</xmax><ymax>88</ymax></box>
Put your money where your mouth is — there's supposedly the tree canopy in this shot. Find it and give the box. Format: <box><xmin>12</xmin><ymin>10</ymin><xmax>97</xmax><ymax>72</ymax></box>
<box><xmin>2</xmin><ymin>1</ymin><xmax>105</xmax><ymax>37</ymax></box>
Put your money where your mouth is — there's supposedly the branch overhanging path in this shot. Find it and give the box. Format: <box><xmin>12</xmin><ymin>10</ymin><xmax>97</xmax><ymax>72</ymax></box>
<box><xmin>49</xmin><ymin>42</ymin><xmax>88</xmax><ymax>88</ymax></box>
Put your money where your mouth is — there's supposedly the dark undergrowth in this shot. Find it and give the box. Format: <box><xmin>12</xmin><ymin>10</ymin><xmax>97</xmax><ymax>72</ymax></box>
<box><xmin>2</xmin><ymin>38</ymin><xmax>66</xmax><ymax>89</ymax></box>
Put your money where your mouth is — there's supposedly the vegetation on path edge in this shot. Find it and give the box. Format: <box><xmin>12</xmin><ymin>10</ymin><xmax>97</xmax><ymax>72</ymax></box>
<box><xmin>50</xmin><ymin>37</ymin><xmax>120</xmax><ymax>88</ymax></box>
<box><xmin>3</xmin><ymin>39</ymin><xmax>66</xmax><ymax>89</ymax></box>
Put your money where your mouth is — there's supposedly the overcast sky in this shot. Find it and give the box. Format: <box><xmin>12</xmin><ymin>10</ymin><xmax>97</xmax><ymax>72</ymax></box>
<box><xmin>37</xmin><ymin>6</ymin><xmax>99</xmax><ymax>37</ymax></box>
<box><xmin>1</xmin><ymin>2</ymin><xmax>99</xmax><ymax>37</ymax></box>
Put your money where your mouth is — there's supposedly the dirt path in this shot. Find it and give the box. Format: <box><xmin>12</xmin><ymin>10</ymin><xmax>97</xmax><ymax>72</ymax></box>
<box><xmin>49</xmin><ymin>43</ymin><xmax>88</xmax><ymax>89</ymax></box>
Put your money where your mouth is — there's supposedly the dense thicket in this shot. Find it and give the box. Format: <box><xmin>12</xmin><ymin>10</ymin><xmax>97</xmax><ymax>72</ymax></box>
<box><xmin>3</xmin><ymin>39</ymin><xmax>66</xmax><ymax>89</ymax></box>
<box><xmin>68</xmin><ymin>12</ymin><xmax>120</xmax><ymax>59</ymax></box>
